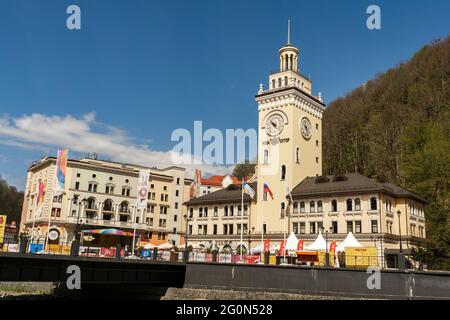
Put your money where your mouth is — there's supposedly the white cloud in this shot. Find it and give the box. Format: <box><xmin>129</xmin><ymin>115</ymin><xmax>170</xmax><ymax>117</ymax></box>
<box><xmin>0</xmin><ymin>113</ymin><xmax>232</xmax><ymax>178</ymax></box>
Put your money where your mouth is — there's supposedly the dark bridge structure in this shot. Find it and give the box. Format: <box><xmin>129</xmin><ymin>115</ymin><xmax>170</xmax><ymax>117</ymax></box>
<box><xmin>1</xmin><ymin>253</ymin><xmax>450</xmax><ymax>299</ymax></box>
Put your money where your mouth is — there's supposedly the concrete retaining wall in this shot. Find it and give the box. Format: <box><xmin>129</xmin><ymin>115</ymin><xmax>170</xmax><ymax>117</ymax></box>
<box><xmin>184</xmin><ymin>263</ymin><xmax>450</xmax><ymax>299</ymax></box>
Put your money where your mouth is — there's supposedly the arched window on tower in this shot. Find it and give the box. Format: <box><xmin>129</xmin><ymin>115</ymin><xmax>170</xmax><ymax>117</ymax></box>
<box><xmin>284</xmin><ymin>76</ymin><xmax>288</xmax><ymax>86</ymax></box>
<box><xmin>278</xmin><ymin>78</ymin><xmax>282</xmax><ymax>87</ymax></box>
<box><xmin>281</xmin><ymin>165</ymin><xmax>286</xmax><ymax>180</ymax></box>
<box><xmin>264</xmin><ymin>150</ymin><xmax>269</xmax><ymax>164</ymax></box>
<box><xmin>296</xmin><ymin>147</ymin><xmax>300</xmax><ymax>163</ymax></box>
<box><xmin>272</xmin><ymin>79</ymin><xmax>276</xmax><ymax>89</ymax></box>
<box><xmin>280</xmin><ymin>202</ymin><xmax>285</xmax><ymax>218</ymax></box>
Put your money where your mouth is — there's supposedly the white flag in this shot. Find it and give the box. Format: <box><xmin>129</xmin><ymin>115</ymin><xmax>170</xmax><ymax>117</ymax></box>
<box><xmin>243</xmin><ymin>182</ymin><xmax>255</xmax><ymax>199</ymax></box>
<box><xmin>136</xmin><ymin>170</ymin><xmax>150</xmax><ymax>210</ymax></box>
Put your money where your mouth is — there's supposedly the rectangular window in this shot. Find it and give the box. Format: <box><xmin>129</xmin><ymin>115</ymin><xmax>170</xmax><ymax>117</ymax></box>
<box><xmin>317</xmin><ymin>221</ymin><xmax>323</xmax><ymax>232</ymax></box>
<box><xmin>160</xmin><ymin>194</ymin><xmax>164</xmax><ymax>201</ymax></box>
<box><xmin>175</xmin><ymin>190</ymin><xmax>179</xmax><ymax>197</ymax></box>
<box><xmin>75</xmin><ymin>182</ymin><xmax>80</xmax><ymax>190</ymax></box>
<box><xmin>213</xmin><ymin>224</ymin><xmax>217</xmax><ymax>235</ymax></box>
<box><xmin>174</xmin><ymin>215</ymin><xmax>177</xmax><ymax>222</ymax></box>
<box><xmin>229</xmin><ymin>224</ymin><xmax>234</xmax><ymax>235</ymax></box>
<box><xmin>355</xmin><ymin>221</ymin><xmax>362</xmax><ymax>233</ymax></box>
<box><xmin>310</xmin><ymin>222</ymin><xmax>316</xmax><ymax>234</ymax></box>
<box><xmin>331</xmin><ymin>221</ymin><xmax>338</xmax><ymax>234</ymax></box>
<box><xmin>175</xmin><ymin>202</ymin><xmax>178</xmax><ymax>209</ymax></box>
<box><xmin>223</xmin><ymin>224</ymin><xmax>228</xmax><ymax>235</ymax></box>
<box><xmin>293</xmin><ymin>223</ymin><xmax>299</xmax><ymax>234</ymax></box>
<box><xmin>347</xmin><ymin>221</ymin><xmax>353</xmax><ymax>233</ymax></box>
<box><xmin>176</xmin><ymin>178</ymin><xmax>180</xmax><ymax>185</ymax></box>
<box><xmin>188</xmin><ymin>225</ymin><xmax>192</xmax><ymax>235</ymax></box>
<box><xmin>371</xmin><ymin>220</ymin><xmax>378</xmax><ymax>233</ymax></box>
<box><xmin>263</xmin><ymin>224</ymin><xmax>267</xmax><ymax>235</ymax></box>
<box><xmin>300</xmin><ymin>222</ymin><xmax>305</xmax><ymax>234</ymax></box>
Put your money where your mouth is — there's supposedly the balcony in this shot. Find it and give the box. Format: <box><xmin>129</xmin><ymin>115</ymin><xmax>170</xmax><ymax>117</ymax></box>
<box><xmin>65</xmin><ymin>217</ymin><xmax>147</xmax><ymax>230</ymax></box>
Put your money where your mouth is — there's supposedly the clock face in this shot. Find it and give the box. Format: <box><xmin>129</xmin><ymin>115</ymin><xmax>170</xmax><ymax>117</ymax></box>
<box><xmin>265</xmin><ymin>114</ymin><xmax>285</xmax><ymax>137</ymax></box>
<box><xmin>300</xmin><ymin>117</ymin><xmax>312</xmax><ymax>140</ymax></box>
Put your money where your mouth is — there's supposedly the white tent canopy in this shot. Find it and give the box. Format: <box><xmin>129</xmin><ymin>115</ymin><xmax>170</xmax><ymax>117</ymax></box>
<box><xmin>143</xmin><ymin>243</ymin><xmax>156</xmax><ymax>249</ymax></box>
<box><xmin>286</xmin><ymin>232</ymin><xmax>299</xmax><ymax>251</ymax></box>
<box><xmin>336</xmin><ymin>232</ymin><xmax>362</xmax><ymax>252</ymax></box>
<box><xmin>157</xmin><ymin>242</ymin><xmax>174</xmax><ymax>250</ymax></box>
<box><xmin>304</xmin><ymin>232</ymin><xmax>327</xmax><ymax>251</ymax></box>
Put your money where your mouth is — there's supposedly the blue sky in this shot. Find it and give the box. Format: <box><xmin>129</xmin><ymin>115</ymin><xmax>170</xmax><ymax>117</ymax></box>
<box><xmin>0</xmin><ymin>0</ymin><xmax>449</xmax><ymax>190</ymax></box>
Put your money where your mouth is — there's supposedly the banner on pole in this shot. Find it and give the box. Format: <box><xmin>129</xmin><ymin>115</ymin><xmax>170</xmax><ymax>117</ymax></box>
<box><xmin>278</xmin><ymin>240</ymin><xmax>286</xmax><ymax>256</ymax></box>
<box><xmin>297</xmin><ymin>240</ymin><xmax>304</xmax><ymax>251</ymax></box>
<box><xmin>264</xmin><ymin>239</ymin><xmax>271</xmax><ymax>253</ymax></box>
<box><xmin>55</xmin><ymin>149</ymin><xmax>68</xmax><ymax>196</ymax></box>
<box><xmin>136</xmin><ymin>170</ymin><xmax>150</xmax><ymax>210</ymax></box>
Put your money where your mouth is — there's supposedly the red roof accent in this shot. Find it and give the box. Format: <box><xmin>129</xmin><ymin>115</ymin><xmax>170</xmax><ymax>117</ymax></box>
<box><xmin>200</xmin><ymin>175</ymin><xmax>241</xmax><ymax>187</ymax></box>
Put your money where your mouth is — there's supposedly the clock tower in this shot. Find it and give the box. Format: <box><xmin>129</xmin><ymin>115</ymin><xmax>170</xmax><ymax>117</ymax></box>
<box><xmin>255</xmin><ymin>21</ymin><xmax>326</xmax><ymax>233</ymax></box>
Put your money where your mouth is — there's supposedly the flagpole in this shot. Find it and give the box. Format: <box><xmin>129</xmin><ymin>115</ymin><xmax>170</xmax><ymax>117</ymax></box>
<box><xmin>240</xmin><ymin>179</ymin><xmax>244</xmax><ymax>262</ymax></box>
<box><xmin>45</xmin><ymin>166</ymin><xmax>58</xmax><ymax>252</ymax></box>
<box><xmin>132</xmin><ymin>207</ymin><xmax>137</xmax><ymax>257</ymax></box>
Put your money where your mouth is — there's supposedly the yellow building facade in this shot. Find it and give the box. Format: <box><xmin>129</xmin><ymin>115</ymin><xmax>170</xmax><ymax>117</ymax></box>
<box><xmin>184</xmin><ymin>29</ymin><xmax>427</xmax><ymax>268</ymax></box>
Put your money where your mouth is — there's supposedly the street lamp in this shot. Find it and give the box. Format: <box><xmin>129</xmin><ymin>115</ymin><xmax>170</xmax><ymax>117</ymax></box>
<box><xmin>183</xmin><ymin>213</ymin><xmax>191</xmax><ymax>262</ymax></box>
<box><xmin>70</xmin><ymin>197</ymin><xmax>87</xmax><ymax>256</ymax></box>
<box><xmin>397</xmin><ymin>210</ymin><xmax>403</xmax><ymax>253</ymax></box>
<box><xmin>322</xmin><ymin>226</ymin><xmax>331</xmax><ymax>268</ymax></box>
<box><xmin>397</xmin><ymin>210</ymin><xmax>405</xmax><ymax>270</ymax></box>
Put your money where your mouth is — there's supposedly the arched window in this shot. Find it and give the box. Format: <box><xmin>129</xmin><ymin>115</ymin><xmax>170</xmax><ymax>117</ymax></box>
<box><xmin>204</xmin><ymin>207</ymin><xmax>208</xmax><ymax>217</ymax></box>
<box><xmin>284</xmin><ymin>76</ymin><xmax>288</xmax><ymax>86</ymax></box>
<box><xmin>272</xmin><ymin>79</ymin><xmax>276</xmax><ymax>89</ymax></box>
<box><xmin>238</xmin><ymin>205</ymin><xmax>242</xmax><ymax>216</ymax></box>
<box><xmin>264</xmin><ymin>150</ymin><xmax>269</xmax><ymax>164</ymax></box>
<box><xmin>370</xmin><ymin>197</ymin><xmax>377</xmax><ymax>210</ymax></box>
<box><xmin>244</xmin><ymin>205</ymin><xmax>248</xmax><ymax>216</ymax></box>
<box><xmin>199</xmin><ymin>207</ymin><xmax>203</xmax><ymax>217</ymax></box>
<box><xmin>278</xmin><ymin>78</ymin><xmax>282</xmax><ymax>87</ymax></box>
<box><xmin>355</xmin><ymin>198</ymin><xmax>361</xmax><ymax>211</ymax></box>
<box><xmin>293</xmin><ymin>202</ymin><xmax>299</xmax><ymax>213</ymax></box>
<box><xmin>310</xmin><ymin>201</ymin><xmax>315</xmax><ymax>213</ymax></box>
<box><xmin>281</xmin><ymin>165</ymin><xmax>286</xmax><ymax>180</ymax></box>
<box><xmin>230</xmin><ymin>205</ymin><xmax>234</xmax><ymax>216</ymax></box>
<box><xmin>296</xmin><ymin>147</ymin><xmax>300</xmax><ymax>163</ymax></box>
<box><xmin>317</xmin><ymin>200</ymin><xmax>323</xmax><ymax>213</ymax></box>
<box><xmin>331</xmin><ymin>199</ymin><xmax>338</xmax><ymax>212</ymax></box>
<box><xmin>346</xmin><ymin>199</ymin><xmax>353</xmax><ymax>211</ymax></box>
<box><xmin>224</xmin><ymin>206</ymin><xmax>228</xmax><ymax>216</ymax></box>
<box><xmin>119</xmin><ymin>201</ymin><xmax>129</xmax><ymax>213</ymax></box>
<box><xmin>189</xmin><ymin>208</ymin><xmax>193</xmax><ymax>218</ymax></box>
<box><xmin>300</xmin><ymin>201</ymin><xmax>305</xmax><ymax>213</ymax></box>
<box><xmin>103</xmin><ymin>199</ymin><xmax>113</xmax><ymax>212</ymax></box>
<box><xmin>281</xmin><ymin>202</ymin><xmax>285</xmax><ymax>217</ymax></box>
<box><xmin>214</xmin><ymin>206</ymin><xmax>218</xmax><ymax>217</ymax></box>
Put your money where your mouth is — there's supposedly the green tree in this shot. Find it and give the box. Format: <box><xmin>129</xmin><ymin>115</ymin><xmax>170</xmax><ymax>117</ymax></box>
<box><xmin>232</xmin><ymin>163</ymin><xmax>256</xmax><ymax>180</ymax></box>
<box><xmin>0</xmin><ymin>176</ymin><xmax>24</xmax><ymax>225</ymax></box>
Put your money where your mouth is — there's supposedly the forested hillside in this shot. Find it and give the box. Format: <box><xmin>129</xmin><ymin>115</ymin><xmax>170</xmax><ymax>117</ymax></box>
<box><xmin>323</xmin><ymin>36</ymin><xmax>450</xmax><ymax>269</ymax></box>
<box><xmin>0</xmin><ymin>176</ymin><xmax>23</xmax><ymax>225</ymax></box>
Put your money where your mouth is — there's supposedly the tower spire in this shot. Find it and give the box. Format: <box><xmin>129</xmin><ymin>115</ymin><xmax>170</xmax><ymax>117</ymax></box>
<box><xmin>287</xmin><ymin>19</ymin><xmax>291</xmax><ymax>45</ymax></box>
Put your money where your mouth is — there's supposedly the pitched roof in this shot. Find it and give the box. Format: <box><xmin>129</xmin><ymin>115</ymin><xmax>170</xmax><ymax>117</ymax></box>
<box><xmin>200</xmin><ymin>175</ymin><xmax>241</xmax><ymax>187</ymax></box>
<box><xmin>291</xmin><ymin>173</ymin><xmax>426</xmax><ymax>203</ymax></box>
<box><xmin>184</xmin><ymin>183</ymin><xmax>257</xmax><ymax>205</ymax></box>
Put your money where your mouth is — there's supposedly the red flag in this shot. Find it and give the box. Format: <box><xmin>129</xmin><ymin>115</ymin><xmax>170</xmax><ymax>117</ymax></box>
<box><xmin>263</xmin><ymin>239</ymin><xmax>271</xmax><ymax>253</ymax></box>
<box><xmin>329</xmin><ymin>241</ymin><xmax>336</xmax><ymax>253</ymax></box>
<box><xmin>297</xmin><ymin>240</ymin><xmax>304</xmax><ymax>251</ymax></box>
<box><xmin>278</xmin><ymin>240</ymin><xmax>286</xmax><ymax>256</ymax></box>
